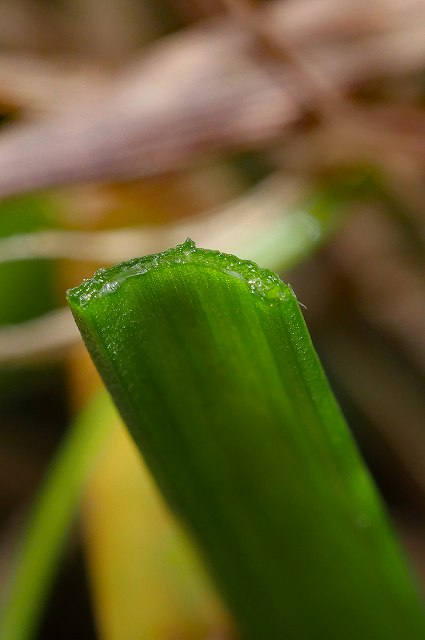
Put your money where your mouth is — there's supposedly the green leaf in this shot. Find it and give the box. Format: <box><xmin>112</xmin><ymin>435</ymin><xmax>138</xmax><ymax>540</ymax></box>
<box><xmin>68</xmin><ymin>240</ymin><xmax>425</xmax><ymax>640</ymax></box>
<box><xmin>0</xmin><ymin>391</ymin><xmax>115</xmax><ymax>640</ymax></box>
<box><xmin>0</xmin><ymin>193</ymin><xmax>58</xmax><ymax>401</ymax></box>
<box><xmin>0</xmin><ymin>194</ymin><xmax>57</xmax><ymax>326</ymax></box>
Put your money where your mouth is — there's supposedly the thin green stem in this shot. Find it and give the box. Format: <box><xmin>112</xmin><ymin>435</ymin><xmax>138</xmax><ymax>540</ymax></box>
<box><xmin>0</xmin><ymin>391</ymin><xmax>115</xmax><ymax>640</ymax></box>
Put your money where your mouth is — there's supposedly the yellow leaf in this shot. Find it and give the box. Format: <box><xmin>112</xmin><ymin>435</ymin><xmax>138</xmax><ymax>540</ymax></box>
<box><xmin>83</xmin><ymin>418</ymin><xmax>234</xmax><ymax>640</ymax></box>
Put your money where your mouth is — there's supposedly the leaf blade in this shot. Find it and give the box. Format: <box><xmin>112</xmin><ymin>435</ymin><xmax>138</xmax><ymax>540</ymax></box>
<box><xmin>68</xmin><ymin>240</ymin><xmax>425</xmax><ymax>640</ymax></box>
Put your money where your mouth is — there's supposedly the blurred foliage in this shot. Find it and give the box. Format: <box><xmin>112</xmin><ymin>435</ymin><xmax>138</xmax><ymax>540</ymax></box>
<box><xmin>0</xmin><ymin>0</ymin><xmax>424</xmax><ymax>638</ymax></box>
<box><xmin>0</xmin><ymin>195</ymin><xmax>58</xmax><ymax>403</ymax></box>
<box><xmin>0</xmin><ymin>195</ymin><xmax>56</xmax><ymax>325</ymax></box>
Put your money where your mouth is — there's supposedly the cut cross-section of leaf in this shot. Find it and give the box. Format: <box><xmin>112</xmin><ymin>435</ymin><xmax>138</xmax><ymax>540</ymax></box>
<box><xmin>67</xmin><ymin>239</ymin><xmax>425</xmax><ymax>640</ymax></box>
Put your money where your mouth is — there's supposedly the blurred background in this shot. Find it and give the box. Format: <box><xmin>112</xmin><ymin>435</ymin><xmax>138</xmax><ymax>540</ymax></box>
<box><xmin>0</xmin><ymin>1</ymin><xmax>424</xmax><ymax>638</ymax></box>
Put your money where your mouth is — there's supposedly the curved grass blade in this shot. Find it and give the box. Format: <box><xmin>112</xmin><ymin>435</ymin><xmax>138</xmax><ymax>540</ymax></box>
<box><xmin>68</xmin><ymin>240</ymin><xmax>425</xmax><ymax>640</ymax></box>
<box><xmin>0</xmin><ymin>391</ymin><xmax>115</xmax><ymax>640</ymax></box>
